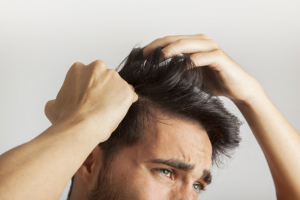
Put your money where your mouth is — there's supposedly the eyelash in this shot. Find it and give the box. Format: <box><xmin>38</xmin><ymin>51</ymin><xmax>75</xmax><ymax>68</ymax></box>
<box><xmin>156</xmin><ymin>168</ymin><xmax>174</xmax><ymax>179</ymax></box>
<box><xmin>195</xmin><ymin>183</ymin><xmax>206</xmax><ymax>192</ymax></box>
<box><xmin>155</xmin><ymin>168</ymin><xmax>206</xmax><ymax>193</ymax></box>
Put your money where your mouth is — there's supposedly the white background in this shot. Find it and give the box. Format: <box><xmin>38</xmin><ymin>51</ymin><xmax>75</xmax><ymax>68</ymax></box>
<box><xmin>0</xmin><ymin>0</ymin><xmax>299</xmax><ymax>199</ymax></box>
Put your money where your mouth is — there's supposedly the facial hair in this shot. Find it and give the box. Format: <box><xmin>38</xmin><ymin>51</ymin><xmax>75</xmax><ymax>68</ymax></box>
<box><xmin>86</xmin><ymin>165</ymin><xmax>124</xmax><ymax>200</ymax></box>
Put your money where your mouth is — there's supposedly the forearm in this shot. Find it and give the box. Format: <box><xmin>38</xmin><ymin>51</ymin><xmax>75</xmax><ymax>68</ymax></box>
<box><xmin>0</xmin><ymin>118</ymin><xmax>106</xmax><ymax>200</ymax></box>
<box><xmin>235</xmin><ymin>90</ymin><xmax>300</xmax><ymax>199</ymax></box>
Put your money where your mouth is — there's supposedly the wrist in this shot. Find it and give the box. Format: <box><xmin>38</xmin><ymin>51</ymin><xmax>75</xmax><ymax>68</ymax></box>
<box><xmin>38</xmin><ymin>115</ymin><xmax>111</xmax><ymax>146</ymax></box>
<box><xmin>233</xmin><ymin>88</ymin><xmax>273</xmax><ymax>117</ymax></box>
<box><xmin>232</xmin><ymin>77</ymin><xmax>268</xmax><ymax>107</ymax></box>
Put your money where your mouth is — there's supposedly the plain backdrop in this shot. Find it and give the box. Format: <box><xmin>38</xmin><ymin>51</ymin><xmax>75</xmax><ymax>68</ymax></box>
<box><xmin>0</xmin><ymin>0</ymin><xmax>299</xmax><ymax>199</ymax></box>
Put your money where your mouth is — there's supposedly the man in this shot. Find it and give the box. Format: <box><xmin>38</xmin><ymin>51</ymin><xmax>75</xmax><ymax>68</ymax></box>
<box><xmin>0</xmin><ymin>34</ymin><xmax>299</xmax><ymax>200</ymax></box>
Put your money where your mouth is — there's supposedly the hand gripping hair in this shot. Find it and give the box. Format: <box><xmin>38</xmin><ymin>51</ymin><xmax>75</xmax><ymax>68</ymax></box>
<box><xmin>99</xmin><ymin>46</ymin><xmax>242</xmax><ymax>167</ymax></box>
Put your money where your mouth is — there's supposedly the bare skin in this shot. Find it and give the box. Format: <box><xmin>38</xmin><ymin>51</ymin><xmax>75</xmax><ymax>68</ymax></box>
<box><xmin>76</xmin><ymin>112</ymin><xmax>212</xmax><ymax>200</ymax></box>
<box><xmin>143</xmin><ymin>34</ymin><xmax>300</xmax><ymax>199</ymax></box>
<box><xmin>0</xmin><ymin>34</ymin><xmax>299</xmax><ymax>200</ymax></box>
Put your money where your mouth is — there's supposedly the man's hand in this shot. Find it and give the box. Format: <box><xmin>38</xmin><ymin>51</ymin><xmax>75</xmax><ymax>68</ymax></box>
<box><xmin>0</xmin><ymin>59</ymin><xmax>138</xmax><ymax>200</ymax></box>
<box><xmin>143</xmin><ymin>34</ymin><xmax>300</xmax><ymax>199</ymax></box>
<box><xmin>143</xmin><ymin>34</ymin><xmax>264</xmax><ymax>104</ymax></box>
<box><xmin>45</xmin><ymin>59</ymin><xmax>138</xmax><ymax>141</ymax></box>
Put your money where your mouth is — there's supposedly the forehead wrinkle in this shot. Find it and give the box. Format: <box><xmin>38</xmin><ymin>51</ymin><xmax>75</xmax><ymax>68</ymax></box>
<box><xmin>141</xmin><ymin>107</ymin><xmax>213</xmax><ymax>169</ymax></box>
<box><xmin>145</xmin><ymin>118</ymin><xmax>211</xmax><ymax>156</ymax></box>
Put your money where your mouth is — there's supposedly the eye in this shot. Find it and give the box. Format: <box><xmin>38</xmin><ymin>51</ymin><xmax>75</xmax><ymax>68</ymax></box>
<box><xmin>156</xmin><ymin>168</ymin><xmax>173</xmax><ymax>178</ymax></box>
<box><xmin>193</xmin><ymin>183</ymin><xmax>204</xmax><ymax>193</ymax></box>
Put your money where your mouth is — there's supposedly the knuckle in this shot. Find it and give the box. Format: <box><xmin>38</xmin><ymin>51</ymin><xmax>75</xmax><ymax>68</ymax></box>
<box><xmin>176</xmin><ymin>38</ymin><xmax>187</xmax><ymax>45</ymax></box>
<box><xmin>215</xmin><ymin>49</ymin><xmax>224</xmax><ymax>56</ymax></box>
<box><xmin>93</xmin><ymin>59</ymin><xmax>107</xmax><ymax>69</ymax></box>
<box><xmin>154</xmin><ymin>37</ymin><xmax>162</xmax><ymax>42</ymax></box>
<box><xmin>162</xmin><ymin>35</ymin><xmax>174</xmax><ymax>42</ymax></box>
<box><xmin>106</xmin><ymin>68</ymin><xmax>118</xmax><ymax>78</ymax></box>
<box><xmin>209</xmin><ymin>39</ymin><xmax>219</xmax><ymax>48</ymax></box>
<box><xmin>126</xmin><ymin>83</ymin><xmax>134</xmax><ymax>91</ymax></box>
<box><xmin>73</xmin><ymin>61</ymin><xmax>84</xmax><ymax>66</ymax></box>
<box><xmin>71</xmin><ymin>62</ymin><xmax>84</xmax><ymax>70</ymax></box>
<box><xmin>44</xmin><ymin>100</ymin><xmax>53</xmax><ymax>115</ymax></box>
<box><xmin>107</xmin><ymin>68</ymin><xmax>116</xmax><ymax>73</ymax></box>
<box><xmin>212</xmin><ymin>49</ymin><xmax>224</xmax><ymax>65</ymax></box>
<box><xmin>124</xmin><ymin>84</ymin><xmax>132</xmax><ymax>92</ymax></box>
<box><xmin>199</xmin><ymin>34</ymin><xmax>210</xmax><ymax>39</ymax></box>
<box><xmin>44</xmin><ymin>101</ymin><xmax>49</xmax><ymax>113</ymax></box>
<box><xmin>94</xmin><ymin>59</ymin><xmax>105</xmax><ymax>66</ymax></box>
<box><xmin>90</xmin><ymin>60</ymin><xmax>107</xmax><ymax>74</ymax></box>
<box><xmin>91</xmin><ymin>65</ymin><xmax>102</xmax><ymax>75</ymax></box>
<box><xmin>124</xmin><ymin>85</ymin><xmax>135</xmax><ymax>99</ymax></box>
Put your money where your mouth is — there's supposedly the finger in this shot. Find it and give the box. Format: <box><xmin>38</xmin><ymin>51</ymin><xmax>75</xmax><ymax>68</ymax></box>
<box><xmin>190</xmin><ymin>50</ymin><xmax>223</xmax><ymax>71</ymax></box>
<box><xmin>143</xmin><ymin>34</ymin><xmax>210</xmax><ymax>57</ymax></box>
<box><xmin>161</xmin><ymin>39</ymin><xmax>219</xmax><ymax>60</ymax></box>
<box><xmin>66</xmin><ymin>62</ymin><xmax>86</xmax><ymax>78</ymax></box>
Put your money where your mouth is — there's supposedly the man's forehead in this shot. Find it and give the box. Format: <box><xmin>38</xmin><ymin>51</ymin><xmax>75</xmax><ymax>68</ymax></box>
<box><xmin>140</xmin><ymin>111</ymin><xmax>213</xmax><ymax>170</ymax></box>
<box><xmin>143</xmin><ymin>111</ymin><xmax>211</xmax><ymax>149</ymax></box>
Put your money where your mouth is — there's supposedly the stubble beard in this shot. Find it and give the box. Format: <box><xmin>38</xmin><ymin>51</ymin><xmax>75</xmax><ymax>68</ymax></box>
<box><xmin>86</xmin><ymin>165</ymin><xmax>123</xmax><ymax>200</ymax></box>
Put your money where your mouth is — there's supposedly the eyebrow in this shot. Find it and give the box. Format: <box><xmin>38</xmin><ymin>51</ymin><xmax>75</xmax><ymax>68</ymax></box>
<box><xmin>149</xmin><ymin>158</ymin><xmax>212</xmax><ymax>185</ymax></box>
<box><xmin>201</xmin><ymin>169</ymin><xmax>212</xmax><ymax>185</ymax></box>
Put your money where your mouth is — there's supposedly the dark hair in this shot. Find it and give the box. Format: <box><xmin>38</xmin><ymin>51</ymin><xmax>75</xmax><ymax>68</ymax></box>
<box><xmin>99</xmin><ymin>45</ymin><xmax>241</xmax><ymax>165</ymax></box>
<box><xmin>67</xmin><ymin>45</ymin><xmax>242</xmax><ymax>199</ymax></box>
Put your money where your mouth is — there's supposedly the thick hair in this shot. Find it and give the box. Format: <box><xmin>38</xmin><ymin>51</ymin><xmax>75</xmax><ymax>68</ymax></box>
<box><xmin>67</xmin><ymin>45</ymin><xmax>242</xmax><ymax>199</ymax></box>
<box><xmin>99</xmin><ymin>45</ymin><xmax>241</xmax><ymax>165</ymax></box>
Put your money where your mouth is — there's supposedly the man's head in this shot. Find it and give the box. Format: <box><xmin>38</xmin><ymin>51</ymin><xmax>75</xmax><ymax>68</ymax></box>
<box><xmin>68</xmin><ymin>46</ymin><xmax>241</xmax><ymax>199</ymax></box>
